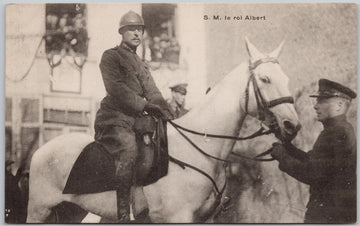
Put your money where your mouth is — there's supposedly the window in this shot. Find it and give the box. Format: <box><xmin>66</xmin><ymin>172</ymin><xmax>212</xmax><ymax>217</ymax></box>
<box><xmin>6</xmin><ymin>98</ymin><xmax>12</xmax><ymax>122</ymax></box>
<box><xmin>19</xmin><ymin>97</ymin><xmax>41</xmax><ymax>169</ymax></box>
<box><xmin>43</xmin><ymin>127</ymin><xmax>63</xmax><ymax>143</ymax></box>
<box><xmin>21</xmin><ymin>99</ymin><xmax>39</xmax><ymax>123</ymax></box>
<box><xmin>5</xmin><ymin>98</ymin><xmax>12</xmax><ymax>162</ymax></box>
<box><xmin>5</xmin><ymin>97</ymin><xmax>41</xmax><ymax>170</ymax></box>
<box><xmin>45</xmin><ymin>4</ymin><xmax>88</xmax><ymax>93</ymax></box>
<box><xmin>43</xmin><ymin>109</ymin><xmax>90</xmax><ymax>126</ymax></box>
<box><xmin>142</xmin><ymin>4</ymin><xmax>180</xmax><ymax>69</ymax></box>
<box><xmin>5</xmin><ymin>95</ymin><xmax>93</xmax><ymax>173</ymax></box>
<box><xmin>69</xmin><ymin>128</ymin><xmax>88</xmax><ymax>133</ymax></box>
<box><xmin>43</xmin><ymin>96</ymin><xmax>91</xmax><ymax>127</ymax></box>
<box><xmin>45</xmin><ymin>4</ymin><xmax>88</xmax><ymax>56</ymax></box>
<box><xmin>21</xmin><ymin>127</ymin><xmax>40</xmax><ymax>169</ymax></box>
<box><xmin>5</xmin><ymin>127</ymin><xmax>12</xmax><ymax>161</ymax></box>
<box><xmin>44</xmin><ymin>109</ymin><xmax>66</xmax><ymax>124</ymax></box>
<box><xmin>67</xmin><ymin>110</ymin><xmax>90</xmax><ymax>125</ymax></box>
<box><xmin>5</xmin><ymin>98</ymin><xmax>12</xmax><ymax>161</ymax></box>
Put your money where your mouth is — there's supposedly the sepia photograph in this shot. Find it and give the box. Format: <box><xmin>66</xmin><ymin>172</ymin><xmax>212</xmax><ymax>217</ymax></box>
<box><xmin>4</xmin><ymin>2</ymin><xmax>357</xmax><ymax>223</ymax></box>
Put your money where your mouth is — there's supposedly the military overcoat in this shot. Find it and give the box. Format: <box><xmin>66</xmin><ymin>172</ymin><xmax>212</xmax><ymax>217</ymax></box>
<box><xmin>95</xmin><ymin>43</ymin><xmax>169</xmax><ymax>129</ymax></box>
<box><xmin>274</xmin><ymin>115</ymin><xmax>356</xmax><ymax>223</ymax></box>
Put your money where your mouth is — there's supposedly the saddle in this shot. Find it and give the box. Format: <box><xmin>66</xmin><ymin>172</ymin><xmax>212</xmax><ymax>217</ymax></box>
<box><xmin>63</xmin><ymin>116</ymin><xmax>169</xmax><ymax>195</ymax></box>
<box><xmin>133</xmin><ymin>116</ymin><xmax>169</xmax><ymax>186</ymax></box>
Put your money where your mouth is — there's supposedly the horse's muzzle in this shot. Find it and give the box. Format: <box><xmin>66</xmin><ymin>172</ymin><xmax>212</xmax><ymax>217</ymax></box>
<box><xmin>280</xmin><ymin>120</ymin><xmax>302</xmax><ymax>142</ymax></box>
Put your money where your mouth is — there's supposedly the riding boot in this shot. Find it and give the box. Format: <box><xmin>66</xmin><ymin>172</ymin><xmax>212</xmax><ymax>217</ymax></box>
<box><xmin>114</xmin><ymin>159</ymin><xmax>135</xmax><ymax>223</ymax></box>
<box><xmin>116</xmin><ymin>189</ymin><xmax>130</xmax><ymax>222</ymax></box>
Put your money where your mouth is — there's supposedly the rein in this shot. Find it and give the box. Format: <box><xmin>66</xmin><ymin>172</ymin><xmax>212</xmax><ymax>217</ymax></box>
<box><xmin>169</xmin><ymin>156</ymin><xmax>227</xmax><ymax>195</ymax></box>
<box><xmin>168</xmin><ymin>57</ymin><xmax>295</xmax><ymax>197</ymax></box>
<box><xmin>169</xmin><ymin>120</ymin><xmax>274</xmax><ymax>163</ymax></box>
<box><xmin>168</xmin><ymin>120</ymin><xmax>272</xmax><ymax>141</ymax></box>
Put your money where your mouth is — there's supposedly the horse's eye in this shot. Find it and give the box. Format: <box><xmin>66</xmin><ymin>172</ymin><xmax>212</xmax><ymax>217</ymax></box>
<box><xmin>260</xmin><ymin>76</ymin><xmax>270</xmax><ymax>83</ymax></box>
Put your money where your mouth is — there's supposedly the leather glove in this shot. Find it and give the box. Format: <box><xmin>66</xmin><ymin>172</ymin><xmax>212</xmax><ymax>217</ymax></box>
<box><xmin>162</xmin><ymin>108</ymin><xmax>175</xmax><ymax>120</ymax></box>
<box><xmin>270</xmin><ymin>142</ymin><xmax>287</xmax><ymax>160</ymax></box>
<box><xmin>274</xmin><ymin>129</ymin><xmax>298</xmax><ymax>144</ymax></box>
<box><xmin>144</xmin><ymin>103</ymin><xmax>166</xmax><ymax>119</ymax></box>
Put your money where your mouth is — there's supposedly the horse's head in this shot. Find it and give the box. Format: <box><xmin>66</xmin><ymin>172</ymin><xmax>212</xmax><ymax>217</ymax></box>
<box><xmin>242</xmin><ymin>38</ymin><xmax>301</xmax><ymax>142</ymax></box>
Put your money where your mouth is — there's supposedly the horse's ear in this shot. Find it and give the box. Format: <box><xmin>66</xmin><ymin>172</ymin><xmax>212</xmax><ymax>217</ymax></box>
<box><xmin>269</xmin><ymin>39</ymin><xmax>285</xmax><ymax>59</ymax></box>
<box><xmin>245</xmin><ymin>37</ymin><xmax>264</xmax><ymax>62</ymax></box>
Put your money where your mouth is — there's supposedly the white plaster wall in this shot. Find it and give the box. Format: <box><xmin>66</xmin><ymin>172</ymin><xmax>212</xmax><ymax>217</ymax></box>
<box><xmin>176</xmin><ymin>3</ymin><xmax>207</xmax><ymax>108</ymax></box>
<box><xmin>6</xmin><ymin>4</ymin><xmax>49</xmax><ymax>96</ymax></box>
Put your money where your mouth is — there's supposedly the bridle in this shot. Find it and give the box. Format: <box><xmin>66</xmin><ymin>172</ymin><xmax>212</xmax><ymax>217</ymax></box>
<box><xmin>245</xmin><ymin>57</ymin><xmax>294</xmax><ymax>122</ymax></box>
<box><xmin>168</xmin><ymin>57</ymin><xmax>295</xmax><ymax>198</ymax></box>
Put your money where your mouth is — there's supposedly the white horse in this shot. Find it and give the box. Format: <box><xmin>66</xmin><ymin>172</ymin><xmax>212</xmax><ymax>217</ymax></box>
<box><xmin>27</xmin><ymin>38</ymin><xmax>300</xmax><ymax>223</ymax></box>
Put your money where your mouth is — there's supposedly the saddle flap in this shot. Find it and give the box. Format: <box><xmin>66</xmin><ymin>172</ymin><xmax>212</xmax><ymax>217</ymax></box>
<box><xmin>62</xmin><ymin>120</ymin><xmax>169</xmax><ymax>195</ymax></box>
<box><xmin>63</xmin><ymin>142</ymin><xmax>117</xmax><ymax>194</ymax></box>
<box><xmin>135</xmin><ymin>119</ymin><xmax>169</xmax><ymax>186</ymax></box>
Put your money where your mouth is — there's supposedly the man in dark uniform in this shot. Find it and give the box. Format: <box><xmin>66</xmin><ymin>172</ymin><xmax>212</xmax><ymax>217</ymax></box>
<box><xmin>5</xmin><ymin>161</ymin><xmax>27</xmax><ymax>223</ymax></box>
<box><xmin>167</xmin><ymin>83</ymin><xmax>189</xmax><ymax>119</ymax></box>
<box><xmin>271</xmin><ymin>79</ymin><xmax>356</xmax><ymax>223</ymax></box>
<box><xmin>94</xmin><ymin>10</ymin><xmax>173</xmax><ymax>222</ymax></box>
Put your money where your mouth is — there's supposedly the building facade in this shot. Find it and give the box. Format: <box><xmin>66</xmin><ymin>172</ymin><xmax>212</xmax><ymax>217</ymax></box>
<box><xmin>5</xmin><ymin>3</ymin><xmax>208</xmax><ymax>172</ymax></box>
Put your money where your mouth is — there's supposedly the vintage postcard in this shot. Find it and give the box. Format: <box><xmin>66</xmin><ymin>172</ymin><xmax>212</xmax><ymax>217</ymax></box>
<box><xmin>5</xmin><ymin>2</ymin><xmax>357</xmax><ymax>223</ymax></box>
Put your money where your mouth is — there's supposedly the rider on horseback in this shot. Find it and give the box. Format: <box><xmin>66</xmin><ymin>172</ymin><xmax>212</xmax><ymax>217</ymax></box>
<box><xmin>94</xmin><ymin>10</ymin><xmax>173</xmax><ymax>222</ymax></box>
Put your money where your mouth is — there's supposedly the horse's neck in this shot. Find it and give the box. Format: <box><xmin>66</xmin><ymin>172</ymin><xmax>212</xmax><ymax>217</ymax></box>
<box><xmin>174</xmin><ymin>63</ymin><xmax>249</xmax><ymax>159</ymax></box>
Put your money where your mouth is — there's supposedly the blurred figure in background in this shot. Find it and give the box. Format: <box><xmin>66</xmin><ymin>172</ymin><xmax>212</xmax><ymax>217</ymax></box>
<box><xmin>167</xmin><ymin>83</ymin><xmax>189</xmax><ymax>119</ymax></box>
<box><xmin>164</xmin><ymin>37</ymin><xmax>180</xmax><ymax>70</ymax></box>
<box><xmin>270</xmin><ymin>79</ymin><xmax>356</xmax><ymax>223</ymax></box>
<box><xmin>5</xmin><ymin>161</ymin><xmax>28</xmax><ymax>223</ymax></box>
<box><xmin>150</xmin><ymin>36</ymin><xmax>162</xmax><ymax>62</ymax></box>
<box><xmin>164</xmin><ymin>37</ymin><xmax>180</xmax><ymax>64</ymax></box>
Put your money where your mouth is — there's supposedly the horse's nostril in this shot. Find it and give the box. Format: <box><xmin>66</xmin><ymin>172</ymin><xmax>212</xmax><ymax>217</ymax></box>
<box><xmin>283</xmin><ymin>120</ymin><xmax>301</xmax><ymax>133</ymax></box>
<box><xmin>283</xmin><ymin>120</ymin><xmax>296</xmax><ymax>132</ymax></box>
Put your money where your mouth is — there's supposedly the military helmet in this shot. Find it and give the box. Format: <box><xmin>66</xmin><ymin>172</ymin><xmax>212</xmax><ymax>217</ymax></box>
<box><xmin>119</xmin><ymin>10</ymin><xmax>145</xmax><ymax>34</ymax></box>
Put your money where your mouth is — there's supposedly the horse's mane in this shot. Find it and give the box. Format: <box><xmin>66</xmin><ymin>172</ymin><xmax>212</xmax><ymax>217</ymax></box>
<box><xmin>205</xmin><ymin>62</ymin><xmax>248</xmax><ymax>96</ymax></box>
<box><xmin>178</xmin><ymin>61</ymin><xmax>249</xmax><ymax>122</ymax></box>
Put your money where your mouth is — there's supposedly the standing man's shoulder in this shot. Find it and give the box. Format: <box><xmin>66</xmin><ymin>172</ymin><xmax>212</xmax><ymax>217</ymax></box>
<box><xmin>328</xmin><ymin>117</ymin><xmax>356</xmax><ymax>150</ymax></box>
<box><xmin>342</xmin><ymin>119</ymin><xmax>356</xmax><ymax>140</ymax></box>
<box><xmin>335</xmin><ymin>117</ymin><xmax>355</xmax><ymax>136</ymax></box>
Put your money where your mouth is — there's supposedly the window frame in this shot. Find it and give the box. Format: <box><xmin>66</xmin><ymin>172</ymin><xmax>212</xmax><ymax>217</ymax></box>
<box><xmin>5</xmin><ymin>94</ymin><xmax>94</xmax><ymax>172</ymax></box>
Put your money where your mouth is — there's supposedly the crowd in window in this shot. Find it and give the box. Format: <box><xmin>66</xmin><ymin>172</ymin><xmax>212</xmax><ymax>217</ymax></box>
<box><xmin>45</xmin><ymin>10</ymin><xmax>88</xmax><ymax>57</ymax></box>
